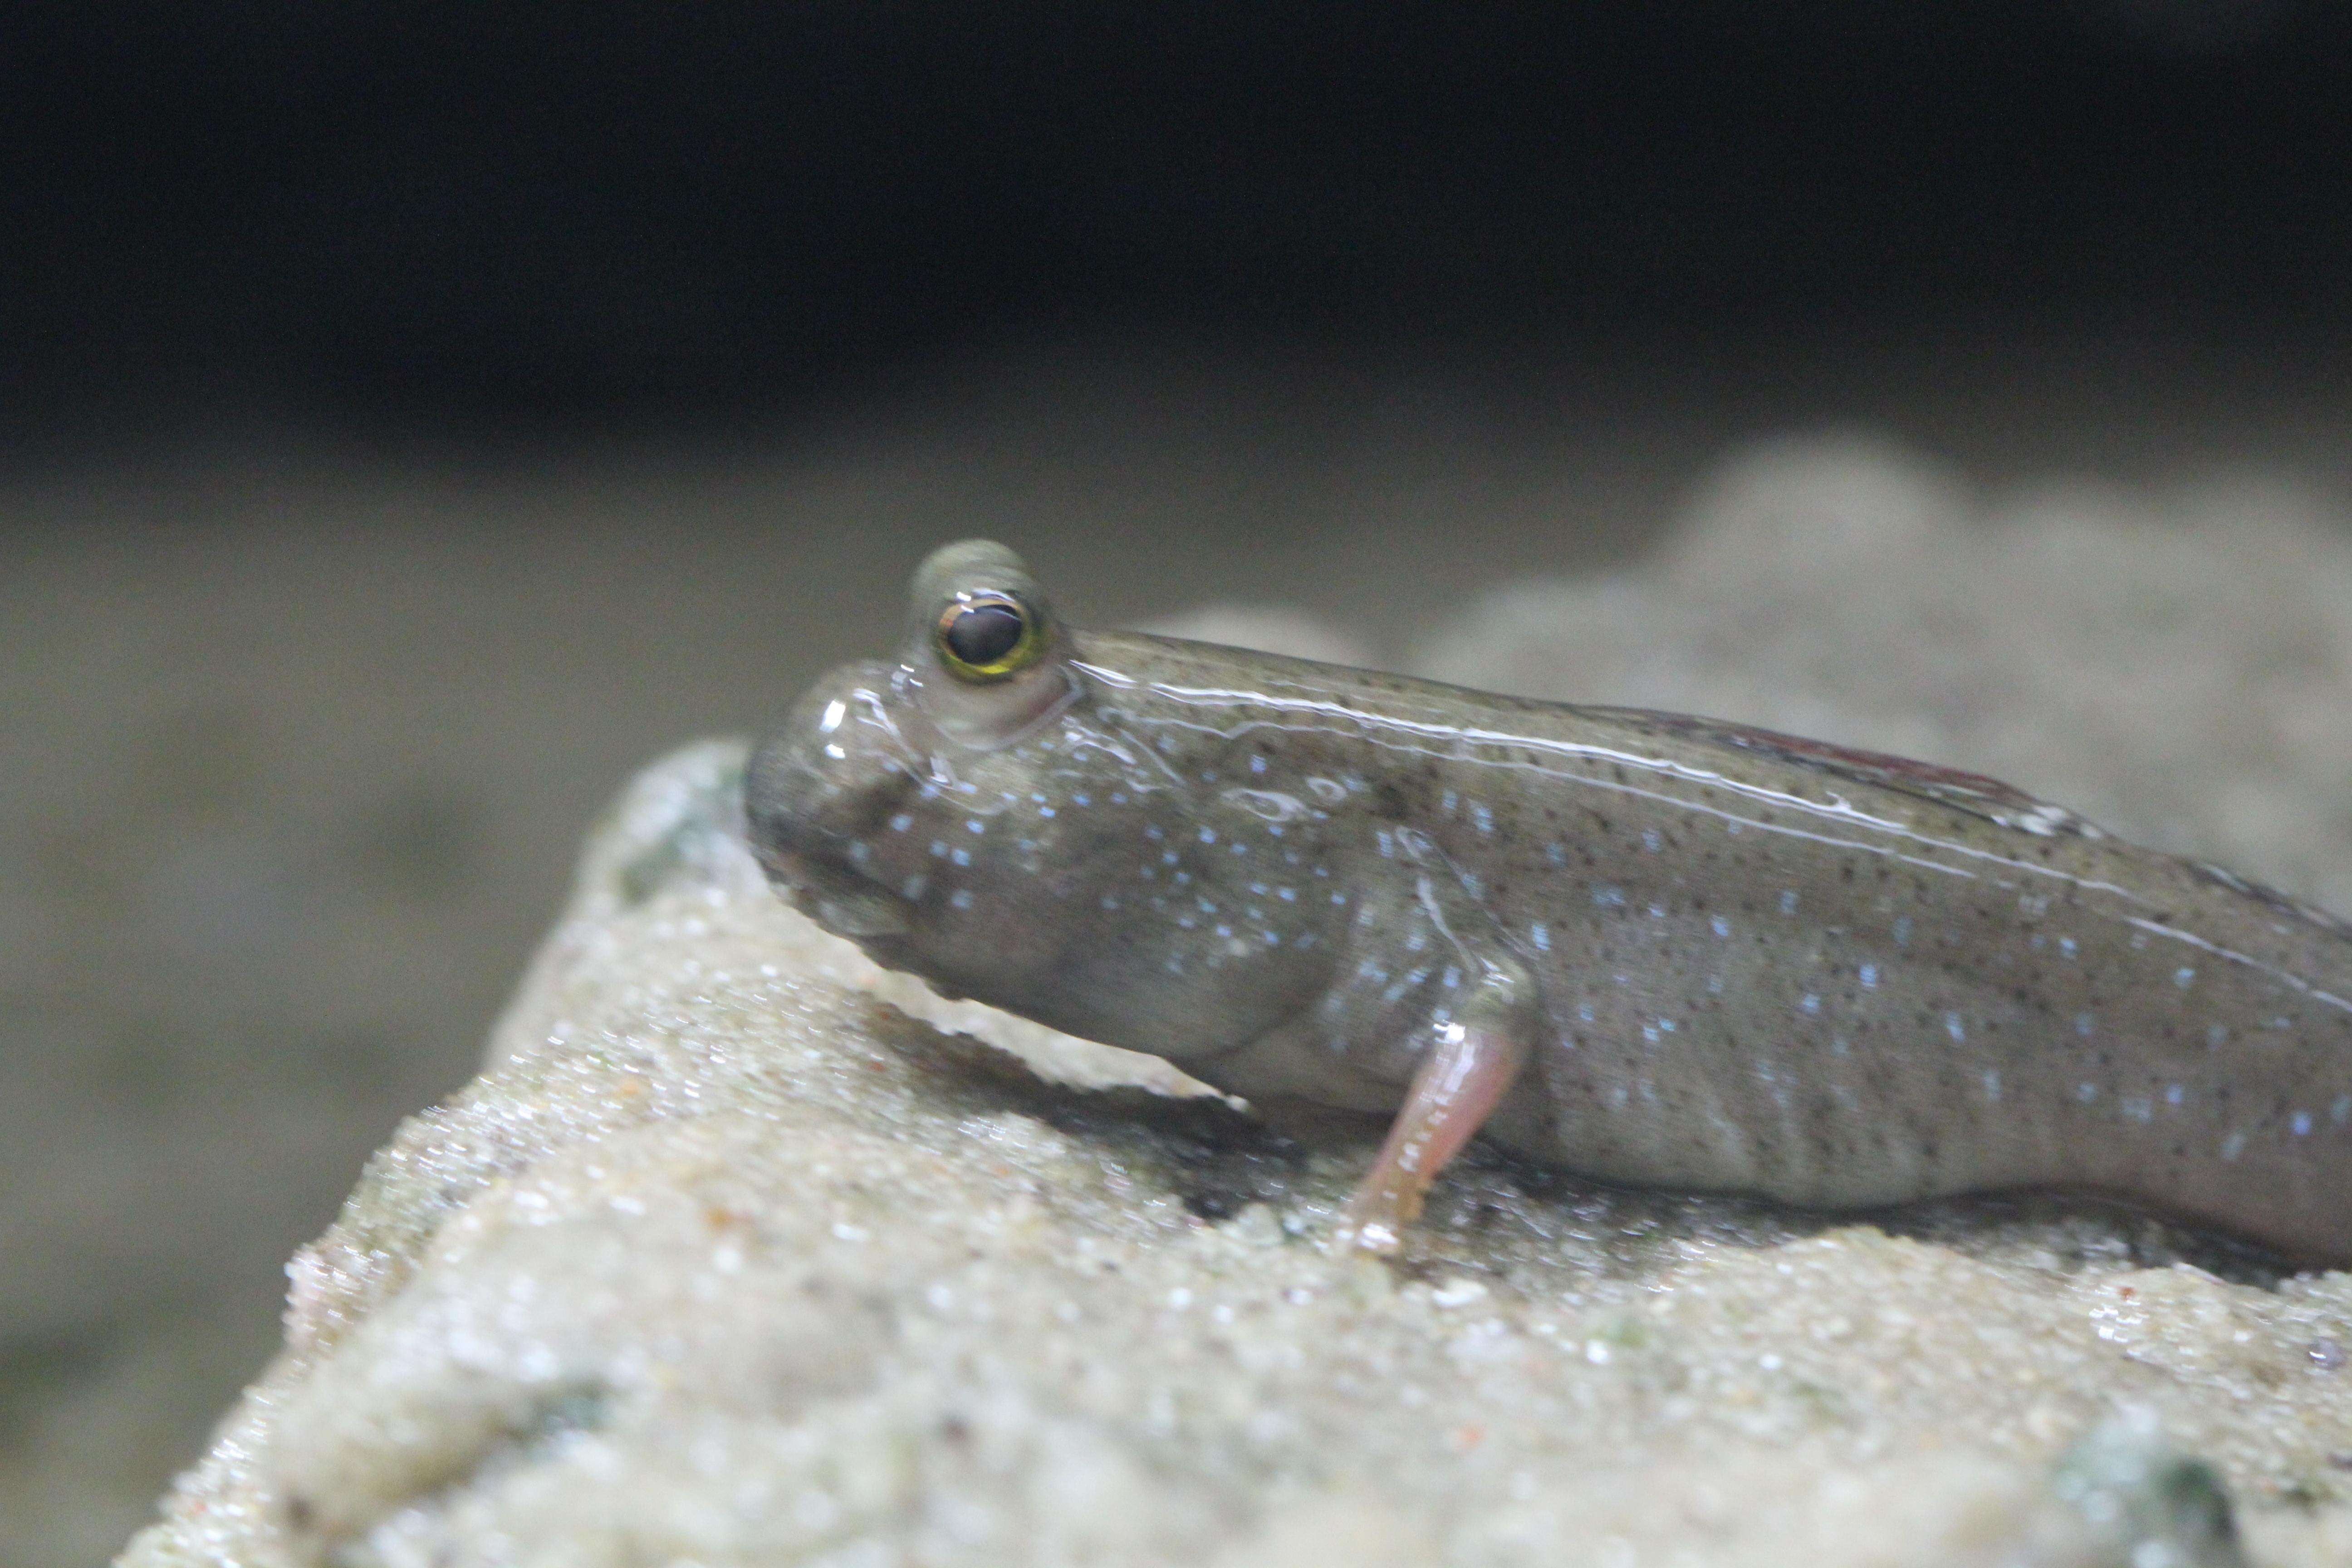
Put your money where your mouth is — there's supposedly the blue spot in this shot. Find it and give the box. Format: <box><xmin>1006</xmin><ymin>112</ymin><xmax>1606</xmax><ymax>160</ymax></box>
<box><xmin>1710</xmin><ymin>916</ymin><xmax>1731</xmax><ymax>939</ymax></box>
<box><xmin>1039</xmin><ymin>806</ymin><xmax>1056</xmax><ymax>818</ymax></box>
<box><xmin>889</xmin><ymin>813</ymin><xmax>913</xmax><ymax>833</ymax></box>
<box><xmin>1800</xmin><ymin>994</ymin><xmax>1820</xmax><ymax>1015</ymax></box>
<box><xmin>2293</xmin><ymin>1111</ymin><xmax>2313</xmax><ymax>1136</ymax></box>
<box><xmin>2173</xmin><ymin>966</ymin><xmax>2195</xmax><ymax>989</ymax></box>
<box><xmin>966</xmin><ymin>819</ymin><xmax>984</xmax><ymax>834</ymax></box>
<box><xmin>2166</xmin><ymin>1083</ymin><xmax>2185</xmax><ymax>1105</ymax></box>
<box><xmin>2074</xmin><ymin>1012</ymin><xmax>2094</xmax><ymax>1038</ymax></box>
<box><xmin>1944</xmin><ymin>1012</ymin><xmax>1966</xmax><ymax>1043</ymax></box>
<box><xmin>1892</xmin><ymin>917</ymin><xmax>1912</xmax><ymax>946</ymax></box>
<box><xmin>929</xmin><ymin>841</ymin><xmax>947</xmax><ymax>858</ymax></box>
<box><xmin>1250</xmin><ymin>755</ymin><xmax>1266</xmax><ymax>774</ymax></box>
<box><xmin>951</xmin><ymin>848</ymin><xmax>970</xmax><ymax>866</ymax></box>
<box><xmin>950</xmin><ymin>889</ymin><xmax>975</xmax><ymax>910</ymax></box>
<box><xmin>1779</xmin><ymin>891</ymin><xmax>1798</xmax><ymax>915</ymax></box>
<box><xmin>1858</xmin><ymin>964</ymin><xmax>1877</xmax><ymax>989</ymax></box>
<box><xmin>1442</xmin><ymin>966</ymin><xmax>1461</xmax><ymax>990</ymax></box>
<box><xmin>1073</xmin><ymin>794</ymin><xmax>1090</xmax><ymax>807</ymax></box>
<box><xmin>1531</xmin><ymin>923</ymin><xmax>1550</xmax><ymax>951</ymax></box>
<box><xmin>2077</xmin><ymin>1081</ymin><xmax>2097</xmax><ymax>1102</ymax></box>
<box><xmin>1198</xmin><ymin>827</ymin><xmax>1216</xmax><ymax>844</ymax></box>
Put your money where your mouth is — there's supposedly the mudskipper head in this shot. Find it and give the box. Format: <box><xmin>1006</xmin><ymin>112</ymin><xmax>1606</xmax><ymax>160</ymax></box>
<box><xmin>746</xmin><ymin>540</ymin><xmax>1090</xmax><ymax>988</ymax></box>
<box><xmin>749</xmin><ymin>539</ymin><xmax>1348</xmax><ymax>1060</ymax></box>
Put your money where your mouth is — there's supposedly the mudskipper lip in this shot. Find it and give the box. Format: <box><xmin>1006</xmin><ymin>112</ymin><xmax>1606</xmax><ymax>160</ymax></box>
<box><xmin>771</xmin><ymin>849</ymin><xmax>911</xmax><ymax>939</ymax></box>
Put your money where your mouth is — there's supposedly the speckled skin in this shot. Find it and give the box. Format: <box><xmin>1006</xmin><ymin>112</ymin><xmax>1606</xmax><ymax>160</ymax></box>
<box><xmin>750</xmin><ymin>570</ymin><xmax>2352</xmax><ymax>1264</ymax></box>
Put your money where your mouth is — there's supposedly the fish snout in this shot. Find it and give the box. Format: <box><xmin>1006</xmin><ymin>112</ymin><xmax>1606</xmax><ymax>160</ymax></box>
<box><xmin>745</xmin><ymin>661</ymin><xmax>914</xmax><ymax>936</ymax></box>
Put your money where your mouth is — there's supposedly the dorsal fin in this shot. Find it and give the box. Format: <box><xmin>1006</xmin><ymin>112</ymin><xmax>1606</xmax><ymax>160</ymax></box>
<box><xmin>1604</xmin><ymin>706</ymin><xmax>2352</xmax><ymax>940</ymax></box>
<box><xmin>1602</xmin><ymin>707</ymin><xmax>2081</xmax><ymax>830</ymax></box>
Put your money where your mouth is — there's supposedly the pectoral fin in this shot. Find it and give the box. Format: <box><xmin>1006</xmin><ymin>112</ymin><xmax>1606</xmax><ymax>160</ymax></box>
<box><xmin>1337</xmin><ymin>958</ymin><xmax>1535</xmax><ymax>1253</ymax></box>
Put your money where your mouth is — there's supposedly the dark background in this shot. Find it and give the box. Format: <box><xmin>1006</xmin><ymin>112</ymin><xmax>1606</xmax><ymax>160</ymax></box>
<box><xmin>7</xmin><ymin>1</ymin><xmax>2350</xmax><ymax>441</ymax></box>
<box><xmin>7</xmin><ymin>5</ymin><xmax>2352</xmax><ymax>1561</ymax></box>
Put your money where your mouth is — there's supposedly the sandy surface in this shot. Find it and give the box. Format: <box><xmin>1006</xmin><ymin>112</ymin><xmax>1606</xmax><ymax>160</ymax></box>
<box><xmin>106</xmin><ymin>438</ymin><xmax>2352</xmax><ymax>1566</ymax></box>
<box><xmin>8</xmin><ymin>352</ymin><xmax>1720</xmax><ymax>1566</ymax></box>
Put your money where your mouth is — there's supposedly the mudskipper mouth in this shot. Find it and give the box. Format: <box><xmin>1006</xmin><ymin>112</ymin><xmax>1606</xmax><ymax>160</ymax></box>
<box><xmin>769</xmin><ymin>848</ymin><xmax>911</xmax><ymax>939</ymax></box>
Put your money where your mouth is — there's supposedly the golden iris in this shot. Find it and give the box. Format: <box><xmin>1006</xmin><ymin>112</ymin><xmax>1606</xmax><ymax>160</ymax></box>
<box><xmin>934</xmin><ymin>592</ymin><xmax>1042</xmax><ymax>681</ymax></box>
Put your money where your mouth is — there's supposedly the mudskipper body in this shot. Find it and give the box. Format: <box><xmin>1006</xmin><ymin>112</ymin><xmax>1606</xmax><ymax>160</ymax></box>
<box><xmin>748</xmin><ymin>541</ymin><xmax>2352</xmax><ymax>1262</ymax></box>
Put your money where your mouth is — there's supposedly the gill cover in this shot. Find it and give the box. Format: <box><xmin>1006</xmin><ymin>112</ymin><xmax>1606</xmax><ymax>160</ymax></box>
<box><xmin>901</xmin><ymin>540</ymin><xmax>1078</xmax><ymax>749</ymax></box>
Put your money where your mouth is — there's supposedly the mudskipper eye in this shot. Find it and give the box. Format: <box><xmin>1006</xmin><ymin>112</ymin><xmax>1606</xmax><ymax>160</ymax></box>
<box><xmin>935</xmin><ymin>592</ymin><xmax>1042</xmax><ymax>681</ymax></box>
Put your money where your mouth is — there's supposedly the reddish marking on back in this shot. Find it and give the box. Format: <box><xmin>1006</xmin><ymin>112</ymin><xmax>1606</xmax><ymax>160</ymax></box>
<box><xmin>1601</xmin><ymin>708</ymin><xmax>2047</xmax><ymax>812</ymax></box>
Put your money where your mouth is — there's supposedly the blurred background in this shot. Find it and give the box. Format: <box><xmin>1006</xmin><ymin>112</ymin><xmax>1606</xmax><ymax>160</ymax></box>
<box><xmin>6</xmin><ymin>4</ymin><xmax>2352</xmax><ymax>1561</ymax></box>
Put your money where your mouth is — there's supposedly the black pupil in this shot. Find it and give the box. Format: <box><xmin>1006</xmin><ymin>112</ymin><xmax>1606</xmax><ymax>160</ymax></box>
<box><xmin>945</xmin><ymin>602</ymin><xmax>1027</xmax><ymax>666</ymax></box>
